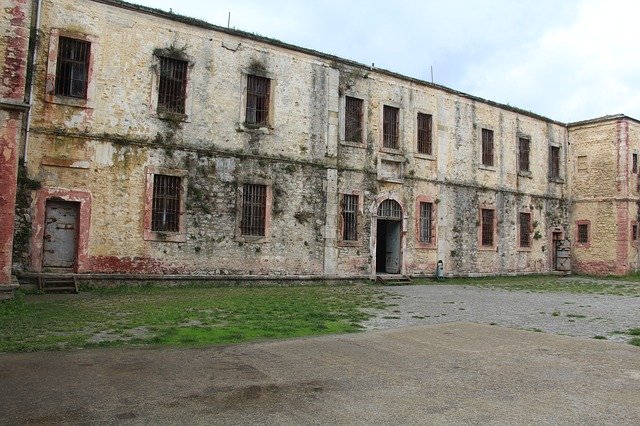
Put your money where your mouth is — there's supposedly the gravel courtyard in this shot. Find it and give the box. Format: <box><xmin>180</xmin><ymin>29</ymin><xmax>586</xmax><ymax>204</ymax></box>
<box><xmin>364</xmin><ymin>278</ymin><xmax>640</xmax><ymax>344</ymax></box>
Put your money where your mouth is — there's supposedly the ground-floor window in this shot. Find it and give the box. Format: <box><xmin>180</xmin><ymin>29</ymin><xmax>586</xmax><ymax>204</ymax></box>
<box><xmin>480</xmin><ymin>208</ymin><xmax>495</xmax><ymax>248</ymax></box>
<box><xmin>342</xmin><ymin>194</ymin><xmax>358</xmax><ymax>241</ymax></box>
<box><xmin>519</xmin><ymin>212</ymin><xmax>531</xmax><ymax>248</ymax></box>
<box><xmin>241</xmin><ymin>183</ymin><xmax>267</xmax><ymax>236</ymax></box>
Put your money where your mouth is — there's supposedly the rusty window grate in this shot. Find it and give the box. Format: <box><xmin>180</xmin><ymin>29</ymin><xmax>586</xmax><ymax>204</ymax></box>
<box><xmin>577</xmin><ymin>223</ymin><xmax>588</xmax><ymax>244</ymax></box>
<box><xmin>633</xmin><ymin>153</ymin><xmax>638</xmax><ymax>173</ymax></box>
<box><xmin>241</xmin><ymin>184</ymin><xmax>267</xmax><ymax>236</ymax></box>
<box><xmin>481</xmin><ymin>129</ymin><xmax>494</xmax><ymax>166</ymax></box>
<box><xmin>417</xmin><ymin>113</ymin><xmax>432</xmax><ymax>155</ymax></box>
<box><xmin>158</xmin><ymin>57</ymin><xmax>188</xmax><ymax>114</ymax></box>
<box><xmin>383</xmin><ymin>105</ymin><xmax>399</xmax><ymax>149</ymax></box>
<box><xmin>519</xmin><ymin>212</ymin><xmax>531</xmax><ymax>247</ymax></box>
<box><xmin>152</xmin><ymin>175</ymin><xmax>181</xmax><ymax>232</ymax></box>
<box><xmin>246</xmin><ymin>75</ymin><xmax>270</xmax><ymax>125</ymax></box>
<box><xmin>344</xmin><ymin>96</ymin><xmax>363</xmax><ymax>143</ymax></box>
<box><xmin>419</xmin><ymin>202</ymin><xmax>434</xmax><ymax>243</ymax></box>
<box><xmin>518</xmin><ymin>137</ymin><xmax>530</xmax><ymax>172</ymax></box>
<box><xmin>481</xmin><ymin>209</ymin><xmax>494</xmax><ymax>247</ymax></box>
<box><xmin>378</xmin><ymin>199</ymin><xmax>402</xmax><ymax>219</ymax></box>
<box><xmin>633</xmin><ymin>224</ymin><xmax>638</xmax><ymax>241</ymax></box>
<box><xmin>342</xmin><ymin>194</ymin><xmax>358</xmax><ymax>241</ymax></box>
<box><xmin>549</xmin><ymin>146</ymin><xmax>561</xmax><ymax>179</ymax></box>
<box><xmin>55</xmin><ymin>37</ymin><xmax>90</xmax><ymax>98</ymax></box>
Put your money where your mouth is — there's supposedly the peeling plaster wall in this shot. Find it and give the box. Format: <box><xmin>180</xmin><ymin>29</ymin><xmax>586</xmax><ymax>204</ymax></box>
<box><xmin>14</xmin><ymin>0</ymin><xmax>574</xmax><ymax>278</ymax></box>
<box><xmin>1</xmin><ymin>0</ymin><xmax>31</xmax><ymax>285</ymax></box>
<box><xmin>568</xmin><ymin>118</ymin><xmax>640</xmax><ymax>275</ymax></box>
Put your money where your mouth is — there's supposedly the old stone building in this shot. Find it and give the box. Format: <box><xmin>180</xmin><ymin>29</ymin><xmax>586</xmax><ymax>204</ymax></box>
<box><xmin>0</xmin><ymin>0</ymin><xmax>638</xmax><ymax>294</ymax></box>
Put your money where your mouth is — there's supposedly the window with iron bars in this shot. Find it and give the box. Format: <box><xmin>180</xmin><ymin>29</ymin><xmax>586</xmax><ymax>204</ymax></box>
<box><xmin>241</xmin><ymin>184</ymin><xmax>267</xmax><ymax>236</ymax></box>
<box><xmin>383</xmin><ymin>105</ymin><xmax>399</xmax><ymax>149</ymax></box>
<box><xmin>378</xmin><ymin>199</ymin><xmax>402</xmax><ymax>219</ymax></box>
<box><xmin>481</xmin><ymin>208</ymin><xmax>494</xmax><ymax>247</ymax></box>
<box><xmin>342</xmin><ymin>194</ymin><xmax>358</xmax><ymax>241</ymax></box>
<box><xmin>157</xmin><ymin>57</ymin><xmax>188</xmax><ymax>114</ymax></box>
<box><xmin>481</xmin><ymin>129</ymin><xmax>494</xmax><ymax>167</ymax></box>
<box><xmin>577</xmin><ymin>223</ymin><xmax>589</xmax><ymax>244</ymax></box>
<box><xmin>519</xmin><ymin>212</ymin><xmax>531</xmax><ymax>248</ymax></box>
<box><xmin>246</xmin><ymin>75</ymin><xmax>270</xmax><ymax>126</ymax></box>
<box><xmin>633</xmin><ymin>153</ymin><xmax>638</xmax><ymax>174</ymax></box>
<box><xmin>152</xmin><ymin>175</ymin><xmax>182</xmax><ymax>232</ymax></box>
<box><xmin>549</xmin><ymin>146</ymin><xmax>561</xmax><ymax>179</ymax></box>
<box><xmin>344</xmin><ymin>96</ymin><xmax>363</xmax><ymax>143</ymax></box>
<box><xmin>417</xmin><ymin>113</ymin><xmax>433</xmax><ymax>155</ymax></box>
<box><xmin>518</xmin><ymin>137</ymin><xmax>530</xmax><ymax>173</ymax></box>
<box><xmin>632</xmin><ymin>223</ymin><xmax>638</xmax><ymax>241</ymax></box>
<box><xmin>55</xmin><ymin>37</ymin><xmax>90</xmax><ymax>99</ymax></box>
<box><xmin>419</xmin><ymin>202</ymin><xmax>434</xmax><ymax>244</ymax></box>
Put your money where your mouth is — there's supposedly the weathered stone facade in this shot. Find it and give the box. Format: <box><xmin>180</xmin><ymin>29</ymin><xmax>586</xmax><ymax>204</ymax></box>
<box><xmin>0</xmin><ymin>0</ymin><xmax>637</xmax><ymax>288</ymax></box>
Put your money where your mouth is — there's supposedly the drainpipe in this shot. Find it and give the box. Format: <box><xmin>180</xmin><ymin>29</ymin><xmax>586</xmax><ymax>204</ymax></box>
<box><xmin>22</xmin><ymin>0</ymin><xmax>42</xmax><ymax>165</ymax></box>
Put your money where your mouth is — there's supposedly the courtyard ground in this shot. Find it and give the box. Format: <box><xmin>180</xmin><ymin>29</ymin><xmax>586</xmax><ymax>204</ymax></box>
<box><xmin>0</xmin><ymin>322</ymin><xmax>638</xmax><ymax>424</ymax></box>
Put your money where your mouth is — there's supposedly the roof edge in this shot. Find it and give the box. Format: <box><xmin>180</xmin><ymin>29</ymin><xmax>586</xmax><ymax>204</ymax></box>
<box><xmin>567</xmin><ymin>114</ymin><xmax>640</xmax><ymax>127</ymax></box>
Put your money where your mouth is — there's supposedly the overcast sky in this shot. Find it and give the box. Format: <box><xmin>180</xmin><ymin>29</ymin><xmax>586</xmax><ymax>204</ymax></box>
<box><xmin>132</xmin><ymin>0</ymin><xmax>640</xmax><ymax>123</ymax></box>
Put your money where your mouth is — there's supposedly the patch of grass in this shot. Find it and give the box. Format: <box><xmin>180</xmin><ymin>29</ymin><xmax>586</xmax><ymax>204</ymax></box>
<box><xmin>412</xmin><ymin>275</ymin><xmax>640</xmax><ymax>297</ymax></box>
<box><xmin>566</xmin><ymin>313</ymin><xmax>586</xmax><ymax>319</ymax></box>
<box><xmin>593</xmin><ymin>335</ymin><xmax>607</xmax><ymax>340</ymax></box>
<box><xmin>551</xmin><ymin>311</ymin><xmax>560</xmax><ymax>317</ymax></box>
<box><xmin>0</xmin><ymin>284</ymin><xmax>389</xmax><ymax>353</ymax></box>
<box><xmin>630</xmin><ymin>338</ymin><xmax>640</xmax><ymax>347</ymax></box>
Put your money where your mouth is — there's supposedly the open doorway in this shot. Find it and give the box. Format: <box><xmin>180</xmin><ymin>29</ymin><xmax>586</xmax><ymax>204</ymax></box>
<box><xmin>375</xmin><ymin>199</ymin><xmax>403</xmax><ymax>274</ymax></box>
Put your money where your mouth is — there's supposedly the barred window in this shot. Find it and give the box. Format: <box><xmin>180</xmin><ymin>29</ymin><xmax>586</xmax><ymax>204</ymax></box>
<box><xmin>481</xmin><ymin>208</ymin><xmax>495</xmax><ymax>247</ymax></box>
<box><xmin>342</xmin><ymin>194</ymin><xmax>358</xmax><ymax>241</ymax></box>
<box><xmin>241</xmin><ymin>184</ymin><xmax>267</xmax><ymax>236</ymax></box>
<box><xmin>157</xmin><ymin>57</ymin><xmax>188</xmax><ymax>114</ymax></box>
<box><xmin>383</xmin><ymin>105</ymin><xmax>399</xmax><ymax>149</ymax></box>
<box><xmin>633</xmin><ymin>153</ymin><xmax>638</xmax><ymax>174</ymax></box>
<box><xmin>377</xmin><ymin>199</ymin><xmax>402</xmax><ymax>219</ymax></box>
<box><xmin>417</xmin><ymin>113</ymin><xmax>432</xmax><ymax>155</ymax></box>
<box><xmin>55</xmin><ymin>37</ymin><xmax>90</xmax><ymax>98</ymax></box>
<box><xmin>577</xmin><ymin>223</ymin><xmax>589</xmax><ymax>244</ymax></box>
<box><xmin>246</xmin><ymin>75</ymin><xmax>270</xmax><ymax>125</ymax></box>
<box><xmin>345</xmin><ymin>96</ymin><xmax>363</xmax><ymax>143</ymax></box>
<box><xmin>519</xmin><ymin>212</ymin><xmax>531</xmax><ymax>248</ymax></box>
<box><xmin>549</xmin><ymin>146</ymin><xmax>561</xmax><ymax>179</ymax></box>
<box><xmin>152</xmin><ymin>175</ymin><xmax>181</xmax><ymax>232</ymax></box>
<box><xmin>633</xmin><ymin>223</ymin><xmax>638</xmax><ymax>241</ymax></box>
<box><xmin>419</xmin><ymin>202</ymin><xmax>434</xmax><ymax>243</ymax></box>
<box><xmin>481</xmin><ymin>129</ymin><xmax>494</xmax><ymax>167</ymax></box>
<box><xmin>518</xmin><ymin>137</ymin><xmax>530</xmax><ymax>173</ymax></box>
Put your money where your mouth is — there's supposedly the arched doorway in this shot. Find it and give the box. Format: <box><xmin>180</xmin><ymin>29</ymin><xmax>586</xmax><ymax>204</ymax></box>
<box><xmin>376</xmin><ymin>199</ymin><xmax>402</xmax><ymax>274</ymax></box>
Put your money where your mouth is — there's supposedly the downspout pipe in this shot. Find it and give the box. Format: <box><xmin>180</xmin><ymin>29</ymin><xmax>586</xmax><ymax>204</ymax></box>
<box><xmin>22</xmin><ymin>0</ymin><xmax>42</xmax><ymax>165</ymax></box>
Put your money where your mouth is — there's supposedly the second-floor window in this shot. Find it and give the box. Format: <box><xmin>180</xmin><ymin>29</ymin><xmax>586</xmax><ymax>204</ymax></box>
<box><xmin>246</xmin><ymin>75</ymin><xmax>270</xmax><ymax>126</ymax></box>
<box><xmin>344</xmin><ymin>96</ymin><xmax>363</xmax><ymax>143</ymax></box>
<box><xmin>383</xmin><ymin>105</ymin><xmax>399</xmax><ymax>149</ymax></box>
<box><xmin>417</xmin><ymin>113</ymin><xmax>433</xmax><ymax>155</ymax></box>
<box><xmin>55</xmin><ymin>37</ymin><xmax>90</xmax><ymax>98</ymax></box>
<box><xmin>518</xmin><ymin>137</ymin><xmax>530</xmax><ymax>173</ymax></box>
<box><xmin>481</xmin><ymin>129</ymin><xmax>494</xmax><ymax>167</ymax></box>
<box><xmin>549</xmin><ymin>146</ymin><xmax>561</xmax><ymax>180</ymax></box>
<box><xmin>157</xmin><ymin>57</ymin><xmax>188</xmax><ymax>114</ymax></box>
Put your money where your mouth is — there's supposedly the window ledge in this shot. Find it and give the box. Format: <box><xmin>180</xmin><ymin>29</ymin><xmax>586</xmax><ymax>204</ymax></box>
<box><xmin>337</xmin><ymin>240</ymin><xmax>362</xmax><ymax>248</ymax></box>
<box><xmin>44</xmin><ymin>93</ymin><xmax>95</xmax><ymax>109</ymax></box>
<box><xmin>156</xmin><ymin>111</ymin><xmax>189</xmax><ymax>123</ymax></box>
<box><xmin>517</xmin><ymin>171</ymin><xmax>533</xmax><ymax>178</ymax></box>
<box><xmin>478</xmin><ymin>246</ymin><xmax>497</xmax><ymax>251</ymax></box>
<box><xmin>236</xmin><ymin>235</ymin><xmax>269</xmax><ymax>244</ymax></box>
<box><xmin>548</xmin><ymin>177</ymin><xmax>565</xmax><ymax>184</ymax></box>
<box><xmin>237</xmin><ymin>122</ymin><xmax>272</xmax><ymax>134</ymax></box>
<box><xmin>517</xmin><ymin>246</ymin><xmax>533</xmax><ymax>252</ymax></box>
<box><xmin>380</xmin><ymin>147</ymin><xmax>403</xmax><ymax>156</ymax></box>
<box><xmin>144</xmin><ymin>230</ymin><xmax>186</xmax><ymax>243</ymax></box>
<box><xmin>340</xmin><ymin>140</ymin><xmax>366</xmax><ymax>149</ymax></box>
<box><xmin>414</xmin><ymin>153</ymin><xmax>436</xmax><ymax>161</ymax></box>
<box><xmin>478</xmin><ymin>164</ymin><xmax>497</xmax><ymax>172</ymax></box>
